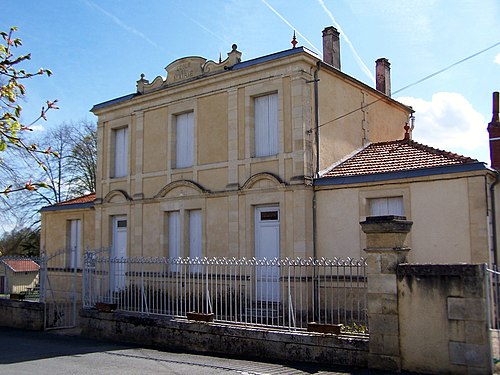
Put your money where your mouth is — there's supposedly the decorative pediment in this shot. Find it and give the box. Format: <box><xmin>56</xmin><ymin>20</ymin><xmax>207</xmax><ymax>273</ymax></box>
<box><xmin>241</xmin><ymin>173</ymin><xmax>286</xmax><ymax>190</ymax></box>
<box><xmin>166</xmin><ymin>57</ymin><xmax>206</xmax><ymax>85</ymax></box>
<box><xmin>137</xmin><ymin>45</ymin><xmax>242</xmax><ymax>94</ymax></box>
<box><xmin>103</xmin><ymin>190</ymin><xmax>132</xmax><ymax>204</ymax></box>
<box><xmin>155</xmin><ymin>180</ymin><xmax>208</xmax><ymax>199</ymax></box>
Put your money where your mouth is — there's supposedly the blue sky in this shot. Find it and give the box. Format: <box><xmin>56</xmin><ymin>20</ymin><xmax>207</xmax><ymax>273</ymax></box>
<box><xmin>2</xmin><ymin>0</ymin><xmax>500</xmax><ymax>164</ymax></box>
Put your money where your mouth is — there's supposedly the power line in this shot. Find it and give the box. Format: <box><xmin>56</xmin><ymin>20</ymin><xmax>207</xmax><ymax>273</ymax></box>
<box><xmin>317</xmin><ymin>40</ymin><xmax>500</xmax><ymax>130</ymax></box>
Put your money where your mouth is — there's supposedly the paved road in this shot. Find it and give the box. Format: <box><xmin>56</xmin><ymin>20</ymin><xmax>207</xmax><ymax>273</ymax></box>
<box><xmin>0</xmin><ymin>326</ymin><xmax>387</xmax><ymax>375</ymax></box>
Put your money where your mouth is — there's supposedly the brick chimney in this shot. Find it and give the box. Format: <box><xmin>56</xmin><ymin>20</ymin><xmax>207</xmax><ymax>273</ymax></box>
<box><xmin>376</xmin><ymin>58</ymin><xmax>391</xmax><ymax>96</ymax></box>
<box><xmin>488</xmin><ymin>91</ymin><xmax>500</xmax><ymax>170</ymax></box>
<box><xmin>322</xmin><ymin>26</ymin><xmax>340</xmax><ymax>69</ymax></box>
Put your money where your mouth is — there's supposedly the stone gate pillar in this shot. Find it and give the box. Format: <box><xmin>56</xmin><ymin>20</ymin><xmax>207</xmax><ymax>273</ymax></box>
<box><xmin>360</xmin><ymin>215</ymin><xmax>413</xmax><ymax>372</ymax></box>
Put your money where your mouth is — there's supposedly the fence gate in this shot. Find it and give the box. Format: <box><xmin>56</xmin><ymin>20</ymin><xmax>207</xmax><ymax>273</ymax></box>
<box><xmin>40</xmin><ymin>250</ymin><xmax>79</xmax><ymax>330</ymax></box>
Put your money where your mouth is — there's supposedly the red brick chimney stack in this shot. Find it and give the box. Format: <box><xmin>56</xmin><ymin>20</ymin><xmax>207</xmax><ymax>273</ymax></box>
<box><xmin>488</xmin><ymin>91</ymin><xmax>500</xmax><ymax>170</ymax></box>
<box><xmin>322</xmin><ymin>26</ymin><xmax>341</xmax><ymax>70</ymax></box>
<box><xmin>376</xmin><ymin>58</ymin><xmax>391</xmax><ymax>97</ymax></box>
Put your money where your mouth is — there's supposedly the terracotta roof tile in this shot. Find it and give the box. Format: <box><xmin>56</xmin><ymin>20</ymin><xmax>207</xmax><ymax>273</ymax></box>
<box><xmin>1</xmin><ymin>259</ymin><xmax>40</xmax><ymax>272</ymax></box>
<box><xmin>56</xmin><ymin>193</ymin><xmax>96</xmax><ymax>206</ymax></box>
<box><xmin>322</xmin><ymin>139</ymin><xmax>478</xmax><ymax>178</ymax></box>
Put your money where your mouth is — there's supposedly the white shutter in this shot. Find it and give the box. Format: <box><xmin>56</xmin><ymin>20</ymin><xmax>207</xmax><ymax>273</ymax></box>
<box><xmin>168</xmin><ymin>212</ymin><xmax>180</xmax><ymax>259</ymax></box>
<box><xmin>369</xmin><ymin>197</ymin><xmax>404</xmax><ymax>216</ymax></box>
<box><xmin>168</xmin><ymin>211</ymin><xmax>180</xmax><ymax>272</ymax></box>
<box><xmin>176</xmin><ymin>112</ymin><xmax>194</xmax><ymax>168</ymax></box>
<box><xmin>255</xmin><ymin>94</ymin><xmax>278</xmax><ymax>157</ymax></box>
<box><xmin>114</xmin><ymin>127</ymin><xmax>128</xmax><ymax>177</ymax></box>
<box><xmin>268</xmin><ymin>93</ymin><xmax>278</xmax><ymax>155</ymax></box>
<box><xmin>69</xmin><ymin>219</ymin><xmax>81</xmax><ymax>268</ymax></box>
<box><xmin>189</xmin><ymin>210</ymin><xmax>202</xmax><ymax>273</ymax></box>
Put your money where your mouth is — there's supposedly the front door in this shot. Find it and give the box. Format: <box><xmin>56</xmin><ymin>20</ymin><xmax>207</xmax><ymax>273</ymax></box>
<box><xmin>255</xmin><ymin>207</ymin><xmax>280</xmax><ymax>302</ymax></box>
<box><xmin>111</xmin><ymin>216</ymin><xmax>127</xmax><ymax>291</ymax></box>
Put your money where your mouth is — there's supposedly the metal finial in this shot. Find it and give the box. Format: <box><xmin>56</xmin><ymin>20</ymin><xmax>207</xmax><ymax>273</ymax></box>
<box><xmin>291</xmin><ymin>31</ymin><xmax>297</xmax><ymax>48</ymax></box>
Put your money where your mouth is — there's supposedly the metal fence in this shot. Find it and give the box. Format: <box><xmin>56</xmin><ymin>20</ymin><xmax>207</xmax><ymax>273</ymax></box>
<box><xmin>0</xmin><ymin>256</ymin><xmax>41</xmax><ymax>299</ymax></box>
<box><xmin>0</xmin><ymin>252</ymin><xmax>80</xmax><ymax>329</ymax></box>
<box><xmin>83</xmin><ymin>253</ymin><xmax>368</xmax><ymax>331</ymax></box>
<box><xmin>39</xmin><ymin>249</ymin><xmax>80</xmax><ymax>329</ymax></box>
<box><xmin>488</xmin><ymin>266</ymin><xmax>500</xmax><ymax>330</ymax></box>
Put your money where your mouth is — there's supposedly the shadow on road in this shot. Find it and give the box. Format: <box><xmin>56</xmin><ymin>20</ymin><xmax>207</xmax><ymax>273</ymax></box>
<box><xmin>0</xmin><ymin>326</ymin><xmax>135</xmax><ymax>365</ymax></box>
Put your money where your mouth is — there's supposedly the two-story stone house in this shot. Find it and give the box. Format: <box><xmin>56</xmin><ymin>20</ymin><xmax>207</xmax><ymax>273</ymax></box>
<box><xmin>41</xmin><ymin>27</ymin><xmax>411</xmax><ymax>263</ymax></box>
<box><xmin>40</xmin><ymin>27</ymin><xmax>500</xmax><ymax>272</ymax></box>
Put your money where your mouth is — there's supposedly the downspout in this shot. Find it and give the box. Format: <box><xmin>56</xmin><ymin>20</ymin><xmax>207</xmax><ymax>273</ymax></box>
<box><xmin>311</xmin><ymin>62</ymin><xmax>321</xmax><ymax>322</ymax></box>
<box><xmin>490</xmin><ymin>171</ymin><xmax>500</xmax><ymax>267</ymax></box>
<box><xmin>312</xmin><ymin>61</ymin><xmax>321</xmax><ymax>260</ymax></box>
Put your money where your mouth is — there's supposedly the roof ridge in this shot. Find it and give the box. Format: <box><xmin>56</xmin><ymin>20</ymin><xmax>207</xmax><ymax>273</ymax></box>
<box><xmin>320</xmin><ymin>138</ymin><xmax>480</xmax><ymax>179</ymax></box>
<box><xmin>405</xmin><ymin>139</ymin><xmax>478</xmax><ymax>163</ymax></box>
<box><xmin>56</xmin><ymin>192</ymin><xmax>96</xmax><ymax>206</ymax></box>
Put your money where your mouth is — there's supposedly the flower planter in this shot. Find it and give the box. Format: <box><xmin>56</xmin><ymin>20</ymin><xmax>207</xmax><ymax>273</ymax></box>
<box><xmin>9</xmin><ymin>293</ymin><xmax>25</xmax><ymax>300</ymax></box>
<box><xmin>95</xmin><ymin>302</ymin><xmax>117</xmax><ymax>312</ymax></box>
<box><xmin>186</xmin><ymin>311</ymin><xmax>214</xmax><ymax>322</ymax></box>
<box><xmin>307</xmin><ymin>322</ymin><xmax>341</xmax><ymax>334</ymax></box>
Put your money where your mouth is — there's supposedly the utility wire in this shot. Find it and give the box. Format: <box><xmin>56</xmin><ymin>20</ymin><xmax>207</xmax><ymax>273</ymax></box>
<box><xmin>317</xmin><ymin>40</ymin><xmax>500</xmax><ymax>130</ymax></box>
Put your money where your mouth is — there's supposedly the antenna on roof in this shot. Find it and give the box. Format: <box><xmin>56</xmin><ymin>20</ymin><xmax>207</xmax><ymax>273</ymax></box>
<box><xmin>219</xmin><ymin>52</ymin><xmax>222</xmax><ymax>64</ymax></box>
<box><xmin>291</xmin><ymin>31</ymin><xmax>298</xmax><ymax>48</ymax></box>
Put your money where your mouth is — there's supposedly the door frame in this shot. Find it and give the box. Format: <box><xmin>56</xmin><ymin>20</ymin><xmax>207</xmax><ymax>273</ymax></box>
<box><xmin>111</xmin><ymin>215</ymin><xmax>127</xmax><ymax>292</ymax></box>
<box><xmin>254</xmin><ymin>206</ymin><xmax>280</xmax><ymax>302</ymax></box>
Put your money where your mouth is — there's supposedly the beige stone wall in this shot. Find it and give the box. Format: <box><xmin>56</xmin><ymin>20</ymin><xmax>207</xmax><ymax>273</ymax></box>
<box><xmin>398</xmin><ymin>264</ymin><xmax>491</xmax><ymax>374</ymax></box>
<box><xmin>98</xmin><ymin>182</ymin><xmax>313</xmax><ymax>260</ymax></box>
<box><xmin>0</xmin><ymin>269</ymin><xmax>38</xmax><ymax>294</ymax></box>
<box><xmin>316</xmin><ymin>172</ymin><xmax>492</xmax><ymax>264</ymax></box>
<box><xmin>40</xmin><ymin>208</ymin><xmax>96</xmax><ymax>257</ymax></box>
<box><xmin>317</xmin><ymin>69</ymin><xmax>409</xmax><ymax>171</ymax></box>
<box><xmin>87</xmin><ymin>49</ymin><xmax>412</xmax><ymax>261</ymax></box>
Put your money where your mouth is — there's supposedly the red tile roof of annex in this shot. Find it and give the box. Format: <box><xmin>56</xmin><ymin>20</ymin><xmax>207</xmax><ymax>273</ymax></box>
<box><xmin>1</xmin><ymin>259</ymin><xmax>40</xmax><ymax>272</ymax></box>
<box><xmin>321</xmin><ymin>139</ymin><xmax>479</xmax><ymax>178</ymax></box>
<box><xmin>55</xmin><ymin>193</ymin><xmax>96</xmax><ymax>206</ymax></box>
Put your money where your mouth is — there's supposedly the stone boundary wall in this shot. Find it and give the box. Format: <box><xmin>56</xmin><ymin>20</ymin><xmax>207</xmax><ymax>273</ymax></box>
<box><xmin>397</xmin><ymin>264</ymin><xmax>492</xmax><ymax>374</ymax></box>
<box><xmin>0</xmin><ymin>299</ymin><xmax>44</xmax><ymax>331</ymax></box>
<box><xmin>80</xmin><ymin>309</ymin><xmax>368</xmax><ymax>367</ymax></box>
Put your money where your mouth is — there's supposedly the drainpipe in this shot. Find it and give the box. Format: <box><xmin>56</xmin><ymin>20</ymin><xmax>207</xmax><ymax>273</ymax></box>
<box><xmin>312</xmin><ymin>61</ymin><xmax>321</xmax><ymax>261</ymax></box>
<box><xmin>312</xmin><ymin>62</ymin><xmax>321</xmax><ymax>321</ymax></box>
<box><xmin>490</xmin><ymin>172</ymin><xmax>500</xmax><ymax>268</ymax></box>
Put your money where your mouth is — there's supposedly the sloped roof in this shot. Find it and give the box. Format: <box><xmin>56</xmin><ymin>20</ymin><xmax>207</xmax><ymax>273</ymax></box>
<box><xmin>316</xmin><ymin>139</ymin><xmax>487</xmax><ymax>186</ymax></box>
<box><xmin>40</xmin><ymin>193</ymin><xmax>96</xmax><ymax>212</ymax></box>
<box><xmin>56</xmin><ymin>193</ymin><xmax>96</xmax><ymax>206</ymax></box>
<box><xmin>1</xmin><ymin>259</ymin><xmax>40</xmax><ymax>273</ymax></box>
<box><xmin>322</xmin><ymin>139</ymin><xmax>478</xmax><ymax>178</ymax></box>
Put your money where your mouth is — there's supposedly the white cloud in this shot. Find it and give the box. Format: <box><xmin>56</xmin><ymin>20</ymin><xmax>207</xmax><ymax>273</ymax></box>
<box><xmin>397</xmin><ymin>92</ymin><xmax>487</xmax><ymax>154</ymax></box>
<box><xmin>495</xmin><ymin>53</ymin><xmax>500</xmax><ymax>65</ymax></box>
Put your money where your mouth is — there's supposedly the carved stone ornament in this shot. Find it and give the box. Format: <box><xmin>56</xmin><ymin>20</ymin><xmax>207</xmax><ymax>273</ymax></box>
<box><xmin>137</xmin><ymin>45</ymin><xmax>242</xmax><ymax>94</ymax></box>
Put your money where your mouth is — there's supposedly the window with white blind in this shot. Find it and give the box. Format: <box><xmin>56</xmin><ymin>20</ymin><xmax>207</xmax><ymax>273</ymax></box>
<box><xmin>254</xmin><ymin>93</ymin><xmax>278</xmax><ymax>157</ymax></box>
<box><xmin>166</xmin><ymin>209</ymin><xmax>203</xmax><ymax>273</ymax></box>
<box><xmin>189</xmin><ymin>209</ymin><xmax>202</xmax><ymax>273</ymax></box>
<box><xmin>369</xmin><ymin>196</ymin><xmax>404</xmax><ymax>216</ymax></box>
<box><xmin>113</xmin><ymin>127</ymin><xmax>128</xmax><ymax>178</ymax></box>
<box><xmin>175</xmin><ymin>112</ymin><xmax>194</xmax><ymax>168</ymax></box>
<box><xmin>68</xmin><ymin>219</ymin><xmax>81</xmax><ymax>268</ymax></box>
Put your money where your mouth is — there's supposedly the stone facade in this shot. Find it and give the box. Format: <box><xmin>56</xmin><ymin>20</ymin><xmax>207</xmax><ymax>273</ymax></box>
<box><xmin>80</xmin><ymin>308</ymin><xmax>369</xmax><ymax>367</ymax></box>
<box><xmin>398</xmin><ymin>264</ymin><xmax>492</xmax><ymax>374</ymax></box>
<box><xmin>41</xmin><ymin>30</ymin><xmax>411</xmax><ymax>261</ymax></box>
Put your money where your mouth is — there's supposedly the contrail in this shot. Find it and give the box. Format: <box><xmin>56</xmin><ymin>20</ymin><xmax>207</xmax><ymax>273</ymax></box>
<box><xmin>81</xmin><ymin>0</ymin><xmax>161</xmax><ymax>50</ymax></box>
<box><xmin>261</xmin><ymin>0</ymin><xmax>321</xmax><ymax>55</ymax></box>
<box><xmin>185</xmin><ymin>15</ymin><xmax>229</xmax><ymax>45</ymax></box>
<box><xmin>317</xmin><ymin>0</ymin><xmax>374</xmax><ymax>83</ymax></box>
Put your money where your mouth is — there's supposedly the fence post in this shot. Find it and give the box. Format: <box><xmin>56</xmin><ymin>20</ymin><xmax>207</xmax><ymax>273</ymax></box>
<box><xmin>360</xmin><ymin>215</ymin><xmax>412</xmax><ymax>373</ymax></box>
